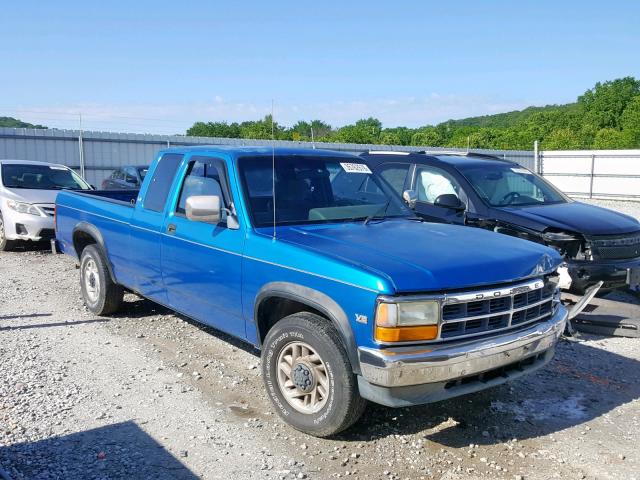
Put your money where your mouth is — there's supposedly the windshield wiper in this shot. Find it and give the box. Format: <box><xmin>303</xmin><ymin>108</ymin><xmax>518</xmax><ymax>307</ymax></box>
<box><xmin>363</xmin><ymin>199</ymin><xmax>392</xmax><ymax>226</ymax></box>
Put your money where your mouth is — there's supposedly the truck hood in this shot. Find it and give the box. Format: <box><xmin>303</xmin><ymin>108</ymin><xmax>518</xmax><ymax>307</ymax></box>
<box><xmin>2</xmin><ymin>188</ymin><xmax>59</xmax><ymax>204</ymax></box>
<box><xmin>500</xmin><ymin>201</ymin><xmax>640</xmax><ymax>235</ymax></box>
<box><xmin>271</xmin><ymin>219</ymin><xmax>562</xmax><ymax>293</ymax></box>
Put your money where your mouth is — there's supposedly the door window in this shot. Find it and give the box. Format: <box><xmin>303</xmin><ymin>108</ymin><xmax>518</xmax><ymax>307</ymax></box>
<box><xmin>176</xmin><ymin>157</ymin><xmax>229</xmax><ymax>222</ymax></box>
<box><xmin>415</xmin><ymin>166</ymin><xmax>461</xmax><ymax>204</ymax></box>
<box><xmin>143</xmin><ymin>154</ymin><xmax>183</xmax><ymax>212</ymax></box>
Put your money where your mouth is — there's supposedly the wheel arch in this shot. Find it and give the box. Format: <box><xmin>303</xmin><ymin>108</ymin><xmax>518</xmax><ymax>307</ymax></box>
<box><xmin>254</xmin><ymin>282</ymin><xmax>361</xmax><ymax>374</ymax></box>
<box><xmin>72</xmin><ymin>222</ymin><xmax>117</xmax><ymax>284</ymax></box>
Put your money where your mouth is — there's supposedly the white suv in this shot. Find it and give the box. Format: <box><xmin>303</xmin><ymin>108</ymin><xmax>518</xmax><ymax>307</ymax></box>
<box><xmin>0</xmin><ymin>160</ymin><xmax>92</xmax><ymax>251</ymax></box>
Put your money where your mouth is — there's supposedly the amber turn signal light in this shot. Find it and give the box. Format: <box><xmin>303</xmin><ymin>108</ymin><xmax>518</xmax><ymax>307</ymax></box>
<box><xmin>375</xmin><ymin>325</ymin><xmax>438</xmax><ymax>342</ymax></box>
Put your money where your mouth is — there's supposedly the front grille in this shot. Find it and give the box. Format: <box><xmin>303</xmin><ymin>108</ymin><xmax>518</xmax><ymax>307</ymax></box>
<box><xmin>590</xmin><ymin>232</ymin><xmax>640</xmax><ymax>260</ymax></box>
<box><xmin>439</xmin><ymin>278</ymin><xmax>556</xmax><ymax>341</ymax></box>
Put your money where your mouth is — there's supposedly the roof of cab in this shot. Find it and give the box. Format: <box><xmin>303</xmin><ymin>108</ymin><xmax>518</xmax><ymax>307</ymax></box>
<box><xmin>159</xmin><ymin>145</ymin><xmax>361</xmax><ymax>159</ymax></box>
<box><xmin>360</xmin><ymin>151</ymin><xmax>516</xmax><ymax>168</ymax></box>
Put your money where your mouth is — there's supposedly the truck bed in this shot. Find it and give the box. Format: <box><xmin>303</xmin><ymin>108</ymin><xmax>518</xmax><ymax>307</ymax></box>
<box><xmin>55</xmin><ymin>189</ymin><xmax>138</xmax><ymax>263</ymax></box>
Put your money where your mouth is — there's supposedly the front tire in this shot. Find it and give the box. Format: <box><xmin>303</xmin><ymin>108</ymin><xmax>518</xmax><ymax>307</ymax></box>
<box><xmin>261</xmin><ymin>312</ymin><xmax>367</xmax><ymax>437</ymax></box>
<box><xmin>0</xmin><ymin>212</ymin><xmax>18</xmax><ymax>252</ymax></box>
<box><xmin>80</xmin><ymin>244</ymin><xmax>123</xmax><ymax>315</ymax></box>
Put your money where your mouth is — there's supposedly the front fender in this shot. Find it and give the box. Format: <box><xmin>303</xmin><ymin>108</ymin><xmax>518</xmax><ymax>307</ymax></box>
<box><xmin>254</xmin><ymin>281</ymin><xmax>361</xmax><ymax>374</ymax></box>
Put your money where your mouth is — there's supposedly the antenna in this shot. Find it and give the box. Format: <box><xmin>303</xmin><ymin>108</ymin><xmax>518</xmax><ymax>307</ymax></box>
<box><xmin>271</xmin><ymin>100</ymin><xmax>276</xmax><ymax>240</ymax></box>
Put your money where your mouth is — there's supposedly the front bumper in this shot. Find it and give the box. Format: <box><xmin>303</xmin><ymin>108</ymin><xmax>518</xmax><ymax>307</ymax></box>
<box><xmin>1</xmin><ymin>207</ymin><xmax>55</xmax><ymax>241</ymax></box>
<box><xmin>357</xmin><ymin>305</ymin><xmax>567</xmax><ymax>407</ymax></box>
<box><xmin>568</xmin><ymin>257</ymin><xmax>640</xmax><ymax>292</ymax></box>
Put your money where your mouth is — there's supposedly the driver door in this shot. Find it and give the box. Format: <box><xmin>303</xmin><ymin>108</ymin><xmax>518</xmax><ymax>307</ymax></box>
<box><xmin>160</xmin><ymin>155</ymin><xmax>246</xmax><ymax>339</ymax></box>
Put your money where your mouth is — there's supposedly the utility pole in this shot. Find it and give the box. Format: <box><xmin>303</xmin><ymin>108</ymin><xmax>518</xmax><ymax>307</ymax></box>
<box><xmin>78</xmin><ymin>113</ymin><xmax>85</xmax><ymax>179</ymax></box>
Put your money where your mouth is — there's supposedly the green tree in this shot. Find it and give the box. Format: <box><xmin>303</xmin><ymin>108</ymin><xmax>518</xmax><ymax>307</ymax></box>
<box><xmin>239</xmin><ymin>115</ymin><xmax>285</xmax><ymax>140</ymax></box>
<box><xmin>335</xmin><ymin>117</ymin><xmax>382</xmax><ymax>144</ymax></box>
<box><xmin>380</xmin><ymin>127</ymin><xmax>413</xmax><ymax>145</ymax></box>
<box><xmin>593</xmin><ymin>128</ymin><xmax>630</xmax><ymax>149</ymax></box>
<box><xmin>620</xmin><ymin>95</ymin><xmax>640</xmax><ymax>147</ymax></box>
<box><xmin>410</xmin><ymin>127</ymin><xmax>442</xmax><ymax>146</ymax></box>
<box><xmin>0</xmin><ymin>116</ymin><xmax>47</xmax><ymax>129</ymax></box>
<box><xmin>542</xmin><ymin>128</ymin><xmax>582</xmax><ymax>149</ymax></box>
<box><xmin>187</xmin><ymin>121</ymin><xmax>241</xmax><ymax>138</ymax></box>
<box><xmin>578</xmin><ymin>77</ymin><xmax>640</xmax><ymax>129</ymax></box>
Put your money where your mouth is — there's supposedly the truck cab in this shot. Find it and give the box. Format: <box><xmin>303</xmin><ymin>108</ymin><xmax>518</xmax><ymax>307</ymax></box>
<box><xmin>55</xmin><ymin>147</ymin><xmax>569</xmax><ymax>437</ymax></box>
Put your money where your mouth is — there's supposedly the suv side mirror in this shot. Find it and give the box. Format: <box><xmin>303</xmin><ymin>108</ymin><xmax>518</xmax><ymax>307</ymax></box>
<box><xmin>402</xmin><ymin>189</ymin><xmax>417</xmax><ymax>209</ymax></box>
<box><xmin>434</xmin><ymin>193</ymin><xmax>465</xmax><ymax>211</ymax></box>
<box><xmin>186</xmin><ymin>195</ymin><xmax>221</xmax><ymax>224</ymax></box>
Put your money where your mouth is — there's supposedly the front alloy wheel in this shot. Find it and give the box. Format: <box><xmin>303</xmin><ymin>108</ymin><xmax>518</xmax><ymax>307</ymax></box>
<box><xmin>277</xmin><ymin>341</ymin><xmax>329</xmax><ymax>414</ymax></box>
<box><xmin>261</xmin><ymin>312</ymin><xmax>367</xmax><ymax>437</ymax></box>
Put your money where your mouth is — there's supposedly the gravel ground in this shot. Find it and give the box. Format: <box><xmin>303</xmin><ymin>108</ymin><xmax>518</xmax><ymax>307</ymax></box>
<box><xmin>577</xmin><ymin>198</ymin><xmax>640</xmax><ymax>220</ymax></box>
<box><xmin>1</xmin><ymin>249</ymin><xmax>640</xmax><ymax>480</ymax></box>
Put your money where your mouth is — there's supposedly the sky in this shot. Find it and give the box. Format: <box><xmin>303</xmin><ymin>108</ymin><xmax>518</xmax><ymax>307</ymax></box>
<box><xmin>1</xmin><ymin>1</ymin><xmax>639</xmax><ymax>134</ymax></box>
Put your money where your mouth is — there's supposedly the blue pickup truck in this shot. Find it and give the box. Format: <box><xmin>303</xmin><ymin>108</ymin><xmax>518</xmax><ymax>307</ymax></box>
<box><xmin>56</xmin><ymin>146</ymin><xmax>569</xmax><ymax>437</ymax></box>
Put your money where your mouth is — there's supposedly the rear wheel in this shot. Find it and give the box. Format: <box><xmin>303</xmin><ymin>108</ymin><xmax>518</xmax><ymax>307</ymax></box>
<box><xmin>261</xmin><ymin>312</ymin><xmax>367</xmax><ymax>437</ymax></box>
<box><xmin>0</xmin><ymin>212</ymin><xmax>18</xmax><ymax>252</ymax></box>
<box><xmin>80</xmin><ymin>244</ymin><xmax>123</xmax><ymax>315</ymax></box>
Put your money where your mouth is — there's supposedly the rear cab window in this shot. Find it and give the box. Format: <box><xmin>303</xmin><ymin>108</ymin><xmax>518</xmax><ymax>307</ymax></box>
<box><xmin>142</xmin><ymin>154</ymin><xmax>183</xmax><ymax>212</ymax></box>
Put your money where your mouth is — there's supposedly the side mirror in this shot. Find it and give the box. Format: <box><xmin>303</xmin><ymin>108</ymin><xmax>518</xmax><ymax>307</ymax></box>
<box><xmin>402</xmin><ymin>189</ymin><xmax>417</xmax><ymax>209</ymax></box>
<box><xmin>186</xmin><ymin>195</ymin><xmax>221</xmax><ymax>224</ymax></box>
<box><xmin>434</xmin><ymin>193</ymin><xmax>465</xmax><ymax>211</ymax></box>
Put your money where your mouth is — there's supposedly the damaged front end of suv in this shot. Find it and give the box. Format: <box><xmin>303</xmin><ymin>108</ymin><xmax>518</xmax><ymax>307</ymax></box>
<box><xmin>541</xmin><ymin>229</ymin><xmax>640</xmax><ymax>293</ymax></box>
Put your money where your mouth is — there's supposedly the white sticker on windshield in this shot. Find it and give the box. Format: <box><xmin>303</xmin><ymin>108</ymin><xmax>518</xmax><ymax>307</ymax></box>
<box><xmin>49</xmin><ymin>166</ymin><xmax>67</xmax><ymax>170</ymax></box>
<box><xmin>511</xmin><ymin>167</ymin><xmax>532</xmax><ymax>175</ymax></box>
<box><xmin>340</xmin><ymin>162</ymin><xmax>372</xmax><ymax>174</ymax></box>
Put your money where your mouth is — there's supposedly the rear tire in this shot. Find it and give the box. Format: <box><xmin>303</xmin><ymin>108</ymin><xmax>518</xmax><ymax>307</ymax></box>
<box><xmin>0</xmin><ymin>212</ymin><xmax>18</xmax><ymax>252</ymax></box>
<box><xmin>80</xmin><ymin>244</ymin><xmax>123</xmax><ymax>315</ymax></box>
<box><xmin>261</xmin><ymin>312</ymin><xmax>367</xmax><ymax>437</ymax></box>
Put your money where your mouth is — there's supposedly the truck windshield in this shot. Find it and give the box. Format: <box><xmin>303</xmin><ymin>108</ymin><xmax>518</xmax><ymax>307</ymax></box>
<box><xmin>239</xmin><ymin>155</ymin><xmax>411</xmax><ymax>227</ymax></box>
<box><xmin>458</xmin><ymin>163</ymin><xmax>567</xmax><ymax>207</ymax></box>
<box><xmin>1</xmin><ymin>164</ymin><xmax>91</xmax><ymax>190</ymax></box>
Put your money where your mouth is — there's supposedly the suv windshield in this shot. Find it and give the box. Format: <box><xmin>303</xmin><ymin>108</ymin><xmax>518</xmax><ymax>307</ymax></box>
<box><xmin>239</xmin><ymin>155</ymin><xmax>410</xmax><ymax>227</ymax></box>
<box><xmin>458</xmin><ymin>163</ymin><xmax>567</xmax><ymax>207</ymax></box>
<box><xmin>1</xmin><ymin>164</ymin><xmax>91</xmax><ymax>190</ymax></box>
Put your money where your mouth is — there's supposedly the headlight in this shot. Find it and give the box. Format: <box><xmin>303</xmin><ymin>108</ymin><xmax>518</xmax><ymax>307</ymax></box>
<box><xmin>375</xmin><ymin>300</ymin><xmax>440</xmax><ymax>342</ymax></box>
<box><xmin>6</xmin><ymin>200</ymin><xmax>43</xmax><ymax>216</ymax></box>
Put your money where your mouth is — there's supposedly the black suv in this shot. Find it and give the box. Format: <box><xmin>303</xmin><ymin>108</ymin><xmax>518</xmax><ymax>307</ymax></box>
<box><xmin>361</xmin><ymin>151</ymin><xmax>640</xmax><ymax>293</ymax></box>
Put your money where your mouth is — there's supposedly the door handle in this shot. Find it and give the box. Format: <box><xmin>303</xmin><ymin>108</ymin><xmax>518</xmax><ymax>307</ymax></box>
<box><xmin>167</xmin><ymin>224</ymin><xmax>176</xmax><ymax>234</ymax></box>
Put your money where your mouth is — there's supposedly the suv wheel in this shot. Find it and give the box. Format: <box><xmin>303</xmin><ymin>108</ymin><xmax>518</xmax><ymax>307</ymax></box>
<box><xmin>261</xmin><ymin>312</ymin><xmax>367</xmax><ymax>437</ymax></box>
<box><xmin>80</xmin><ymin>244</ymin><xmax>123</xmax><ymax>315</ymax></box>
<box><xmin>0</xmin><ymin>212</ymin><xmax>18</xmax><ymax>252</ymax></box>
